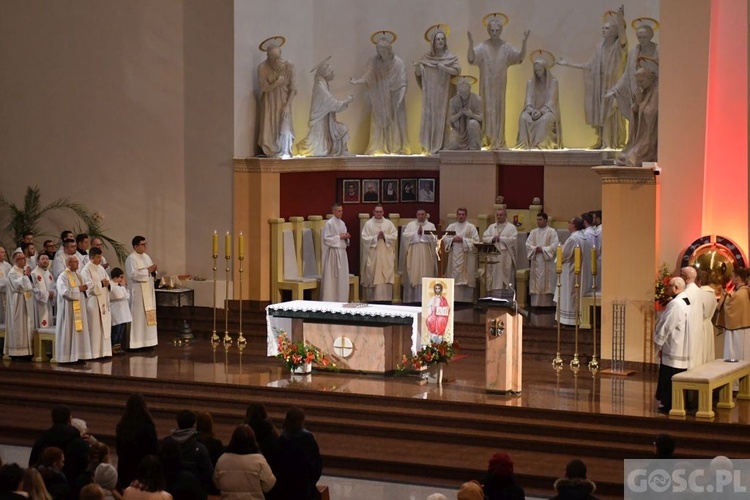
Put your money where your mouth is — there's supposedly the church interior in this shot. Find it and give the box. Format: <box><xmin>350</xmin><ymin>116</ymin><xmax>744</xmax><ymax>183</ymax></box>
<box><xmin>0</xmin><ymin>0</ymin><xmax>748</xmax><ymax>498</ymax></box>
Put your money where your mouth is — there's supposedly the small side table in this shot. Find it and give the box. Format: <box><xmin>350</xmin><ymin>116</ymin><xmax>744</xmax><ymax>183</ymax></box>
<box><xmin>155</xmin><ymin>288</ymin><xmax>195</xmax><ymax>342</ymax></box>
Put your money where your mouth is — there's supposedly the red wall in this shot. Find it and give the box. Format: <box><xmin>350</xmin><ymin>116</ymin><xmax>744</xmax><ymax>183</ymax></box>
<box><xmin>497</xmin><ymin>165</ymin><xmax>544</xmax><ymax>209</ymax></box>
<box><xmin>280</xmin><ymin>170</ymin><xmax>440</xmax><ymax>273</ymax></box>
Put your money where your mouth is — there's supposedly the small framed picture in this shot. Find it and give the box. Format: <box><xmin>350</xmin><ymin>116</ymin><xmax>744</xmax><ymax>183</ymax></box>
<box><xmin>381</xmin><ymin>179</ymin><xmax>399</xmax><ymax>203</ymax></box>
<box><xmin>362</xmin><ymin>179</ymin><xmax>380</xmax><ymax>203</ymax></box>
<box><xmin>418</xmin><ymin>178</ymin><xmax>436</xmax><ymax>202</ymax></box>
<box><xmin>342</xmin><ymin>179</ymin><xmax>360</xmax><ymax>204</ymax></box>
<box><xmin>400</xmin><ymin>178</ymin><xmax>417</xmax><ymax>202</ymax></box>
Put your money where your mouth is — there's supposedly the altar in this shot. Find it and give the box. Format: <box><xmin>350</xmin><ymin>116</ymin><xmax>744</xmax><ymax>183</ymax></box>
<box><xmin>266</xmin><ymin>300</ymin><xmax>422</xmax><ymax>373</ymax></box>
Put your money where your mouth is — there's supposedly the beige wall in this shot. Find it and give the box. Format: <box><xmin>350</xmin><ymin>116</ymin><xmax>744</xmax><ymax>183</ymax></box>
<box><xmin>234</xmin><ymin>0</ymin><xmax>659</xmax><ymax>157</ymax></box>
<box><xmin>0</xmin><ymin>0</ymin><xmax>233</xmax><ymax>278</ymax></box>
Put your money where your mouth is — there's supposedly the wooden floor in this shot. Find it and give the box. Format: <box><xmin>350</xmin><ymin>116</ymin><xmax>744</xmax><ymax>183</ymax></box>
<box><xmin>2</xmin><ymin>305</ymin><xmax>750</xmax><ymax>500</ymax></box>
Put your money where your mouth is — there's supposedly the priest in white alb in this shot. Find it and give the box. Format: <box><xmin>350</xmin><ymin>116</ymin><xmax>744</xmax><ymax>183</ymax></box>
<box><xmin>320</xmin><ymin>203</ymin><xmax>351</xmax><ymax>302</ymax></box>
<box><xmin>681</xmin><ymin>266</ymin><xmax>707</xmax><ymax>367</ymax></box>
<box><xmin>696</xmin><ymin>270</ymin><xmax>718</xmax><ymax>362</ymax></box>
<box><xmin>81</xmin><ymin>247</ymin><xmax>112</xmax><ymax>359</ymax></box>
<box><xmin>526</xmin><ymin>212</ymin><xmax>559</xmax><ymax>307</ymax></box>
<box><xmin>482</xmin><ymin>208</ymin><xmax>518</xmax><ymax>293</ymax></box>
<box><xmin>554</xmin><ymin>217</ymin><xmax>592</xmax><ymax>326</ymax></box>
<box><xmin>443</xmin><ymin>208</ymin><xmax>480</xmax><ymax>303</ymax></box>
<box><xmin>401</xmin><ymin>209</ymin><xmax>438</xmax><ymax>304</ymax></box>
<box><xmin>31</xmin><ymin>253</ymin><xmax>56</xmax><ymax>328</ymax></box>
<box><xmin>4</xmin><ymin>251</ymin><xmax>35</xmax><ymax>357</ymax></box>
<box><xmin>56</xmin><ymin>254</ymin><xmax>92</xmax><ymax>363</ymax></box>
<box><xmin>126</xmin><ymin>236</ymin><xmax>158</xmax><ymax>350</ymax></box>
<box><xmin>360</xmin><ymin>205</ymin><xmax>398</xmax><ymax>302</ymax></box>
<box><xmin>0</xmin><ymin>246</ymin><xmax>12</xmax><ymax>324</ymax></box>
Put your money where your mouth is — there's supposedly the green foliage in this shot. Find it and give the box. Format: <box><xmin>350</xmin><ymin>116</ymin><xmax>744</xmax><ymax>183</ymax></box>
<box><xmin>0</xmin><ymin>186</ymin><xmax>128</xmax><ymax>264</ymax></box>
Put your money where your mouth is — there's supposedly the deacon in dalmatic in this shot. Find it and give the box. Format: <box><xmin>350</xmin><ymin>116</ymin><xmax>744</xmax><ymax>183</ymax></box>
<box><xmin>81</xmin><ymin>247</ymin><xmax>112</xmax><ymax>359</ymax></box>
<box><xmin>320</xmin><ymin>203</ymin><xmax>351</xmax><ymax>302</ymax></box>
<box><xmin>554</xmin><ymin>217</ymin><xmax>592</xmax><ymax>326</ymax></box>
<box><xmin>482</xmin><ymin>208</ymin><xmax>518</xmax><ymax>293</ymax></box>
<box><xmin>443</xmin><ymin>208</ymin><xmax>480</xmax><ymax>303</ymax></box>
<box><xmin>525</xmin><ymin>212</ymin><xmax>559</xmax><ymax>307</ymax></box>
<box><xmin>361</xmin><ymin>205</ymin><xmax>398</xmax><ymax>303</ymax></box>
<box><xmin>401</xmin><ymin>209</ymin><xmax>438</xmax><ymax>304</ymax></box>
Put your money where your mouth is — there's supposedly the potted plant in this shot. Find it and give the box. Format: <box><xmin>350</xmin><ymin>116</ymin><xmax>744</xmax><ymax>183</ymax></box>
<box><xmin>275</xmin><ymin>332</ymin><xmax>332</xmax><ymax>374</ymax></box>
<box><xmin>398</xmin><ymin>340</ymin><xmax>459</xmax><ymax>383</ymax></box>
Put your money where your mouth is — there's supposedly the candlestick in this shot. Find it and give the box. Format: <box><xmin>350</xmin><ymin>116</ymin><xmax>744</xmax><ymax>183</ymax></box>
<box><xmin>591</xmin><ymin>247</ymin><xmax>597</xmax><ymax>276</ymax></box>
<box><xmin>237</xmin><ymin>251</ymin><xmax>246</xmax><ymax>345</ymax></box>
<box><xmin>225</xmin><ymin>232</ymin><xmax>231</xmax><ymax>260</ymax></box>
<box><xmin>223</xmin><ymin>250</ymin><xmax>231</xmax><ymax>344</ymax></box>
<box><xmin>574</xmin><ymin>245</ymin><xmax>581</xmax><ymax>274</ymax></box>
<box><xmin>210</xmin><ymin>253</ymin><xmax>219</xmax><ymax>343</ymax></box>
<box><xmin>212</xmin><ymin>231</ymin><xmax>218</xmax><ymax>258</ymax></box>
<box><xmin>238</xmin><ymin>233</ymin><xmax>245</xmax><ymax>259</ymax></box>
<box><xmin>553</xmin><ymin>262</ymin><xmax>564</xmax><ymax>370</ymax></box>
<box><xmin>556</xmin><ymin>245</ymin><xmax>563</xmax><ymax>273</ymax></box>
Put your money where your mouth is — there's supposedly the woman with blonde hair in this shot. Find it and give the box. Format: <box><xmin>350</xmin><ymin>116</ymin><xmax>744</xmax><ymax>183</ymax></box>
<box><xmin>22</xmin><ymin>468</ymin><xmax>52</xmax><ymax>500</ymax></box>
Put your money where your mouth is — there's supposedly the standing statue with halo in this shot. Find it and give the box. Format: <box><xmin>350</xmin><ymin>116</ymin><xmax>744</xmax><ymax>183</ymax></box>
<box><xmin>467</xmin><ymin>12</ymin><xmax>530</xmax><ymax>149</ymax></box>
<box><xmin>350</xmin><ymin>30</ymin><xmax>410</xmax><ymax>155</ymax></box>
<box><xmin>257</xmin><ymin>36</ymin><xmax>296</xmax><ymax>158</ymax></box>
<box><xmin>415</xmin><ymin>24</ymin><xmax>461</xmax><ymax>154</ymax></box>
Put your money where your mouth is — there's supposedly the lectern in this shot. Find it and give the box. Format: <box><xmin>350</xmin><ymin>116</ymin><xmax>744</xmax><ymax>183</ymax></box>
<box><xmin>482</xmin><ymin>300</ymin><xmax>523</xmax><ymax>394</ymax></box>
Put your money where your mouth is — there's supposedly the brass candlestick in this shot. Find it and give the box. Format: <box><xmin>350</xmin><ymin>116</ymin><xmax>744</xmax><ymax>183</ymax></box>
<box><xmin>211</xmin><ymin>253</ymin><xmax>219</xmax><ymax>343</ymax></box>
<box><xmin>589</xmin><ymin>268</ymin><xmax>600</xmax><ymax>373</ymax></box>
<box><xmin>570</xmin><ymin>270</ymin><xmax>581</xmax><ymax>371</ymax></box>
<box><xmin>237</xmin><ymin>255</ymin><xmax>246</xmax><ymax>345</ymax></box>
<box><xmin>552</xmin><ymin>267</ymin><xmax>564</xmax><ymax>369</ymax></box>
<box><xmin>223</xmin><ymin>255</ymin><xmax>232</xmax><ymax>344</ymax></box>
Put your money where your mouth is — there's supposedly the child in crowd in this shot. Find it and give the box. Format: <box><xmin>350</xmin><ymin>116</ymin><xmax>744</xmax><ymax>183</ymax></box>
<box><xmin>109</xmin><ymin>268</ymin><xmax>132</xmax><ymax>354</ymax></box>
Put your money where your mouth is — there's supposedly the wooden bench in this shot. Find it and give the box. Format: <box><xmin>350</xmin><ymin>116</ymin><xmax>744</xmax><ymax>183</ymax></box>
<box><xmin>0</xmin><ymin>324</ymin><xmax>7</xmax><ymax>360</ymax></box>
<box><xmin>580</xmin><ymin>294</ymin><xmax>600</xmax><ymax>330</ymax></box>
<box><xmin>33</xmin><ymin>327</ymin><xmax>57</xmax><ymax>363</ymax></box>
<box><xmin>670</xmin><ymin>359</ymin><xmax>750</xmax><ymax>419</ymax></box>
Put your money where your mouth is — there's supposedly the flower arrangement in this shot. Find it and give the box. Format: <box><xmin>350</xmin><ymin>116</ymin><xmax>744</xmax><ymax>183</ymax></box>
<box><xmin>397</xmin><ymin>340</ymin><xmax>459</xmax><ymax>371</ymax></box>
<box><xmin>275</xmin><ymin>332</ymin><xmax>332</xmax><ymax>371</ymax></box>
<box><xmin>654</xmin><ymin>263</ymin><xmax>672</xmax><ymax>309</ymax></box>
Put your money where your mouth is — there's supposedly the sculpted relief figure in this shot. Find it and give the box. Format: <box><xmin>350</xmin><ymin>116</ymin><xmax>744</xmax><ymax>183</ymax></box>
<box><xmin>415</xmin><ymin>24</ymin><xmax>461</xmax><ymax>154</ymax></box>
<box><xmin>467</xmin><ymin>13</ymin><xmax>530</xmax><ymax>149</ymax></box>
<box><xmin>616</xmin><ymin>61</ymin><xmax>658</xmax><ymax>167</ymax></box>
<box><xmin>558</xmin><ymin>6</ymin><xmax>628</xmax><ymax>149</ymax></box>
<box><xmin>296</xmin><ymin>56</ymin><xmax>355</xmax><ymax>157</ymax></box>
<box><xmin>257</xmin><ymin>36</ymin><xmax>296</xmax><ymax>158</ymax></box>
<box><xmin>350</xmin><ymin>31</ymin><xmax>410</xmax><ymax>155</ymax></box>
<box><xmin>515</xmin><ymin>51</ymin><xmax>562</xmax><ymax>149</ymax></box>
<box><xmin>447</xmin><ymin>76</ymin><xmax>483</xmax><ymax>151</ymax></box>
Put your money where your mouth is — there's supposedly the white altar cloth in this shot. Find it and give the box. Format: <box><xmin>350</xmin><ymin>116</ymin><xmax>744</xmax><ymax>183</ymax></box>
<box><xmin>266</xmin><ymin>300</ymin><xmax>422</xmax><ymax>356</ymax></box>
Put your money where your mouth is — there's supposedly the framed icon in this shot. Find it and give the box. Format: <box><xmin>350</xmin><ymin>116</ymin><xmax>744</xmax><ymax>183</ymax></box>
<box><xmin>362</xmin><ymin>179</ymin><xmax>380</xmax><ymax>203</ymax></box>
<box><xmin>400</xmin><ymin>178</ymin><xmax>417</xmax><ymax>202</ymax></box>
<box><xmin>381</xmin><ymin>179</ymin><xmax>399</xmax><ymax>203</ymax></box>
<box><xmin>418</xmin><ymin>178</ymin><xmax>436</xmax><ymax>202</ymax></box>
<box><xmin>342</xmin><ymin>179</ymin><xmax>360</xmax><ymax>204</ymax></box>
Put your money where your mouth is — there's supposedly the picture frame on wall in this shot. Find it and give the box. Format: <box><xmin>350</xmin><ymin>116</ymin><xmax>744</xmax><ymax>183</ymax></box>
<box><xmin>400</xmin><ymin>178</ymin><xmax>417</xmax><ymax>202</ymax></box>
<box><xmin>362</xmin><ymin>179</ymin><xmax>379</xmax><ymax>203</ymax></box>
<box><xmin>381</xmin><ymin>179</ymin><xmax>399</xmax><ymax>203</ymax></box>
<box><xmin>342</xmin><ymin>179</ymin><xmax>360</xmax><ymax>204</ymax></box>
<box><xmin>418</xmin><ymin>178</ymin><xmax>436</xmax><ymax>202</ymax></box>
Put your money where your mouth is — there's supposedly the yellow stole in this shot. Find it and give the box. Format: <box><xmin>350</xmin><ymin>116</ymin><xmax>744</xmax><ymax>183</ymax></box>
<box><xmin>134</xmin><ymin>253</ymin><xmax>157</xmax><ymax>326</ymax></box>
<box><xmin>65</xmin><ymin>269</ymin><xmax>84</xmax><ymax>332</ymax></box>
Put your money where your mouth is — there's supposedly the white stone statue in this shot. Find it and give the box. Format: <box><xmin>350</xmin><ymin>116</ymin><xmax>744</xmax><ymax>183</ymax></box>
<box><xmin>558</xmin><ymin>6</ymin><xmax>628</xmax><ymax>149</ymax></box>
<box><xmin>616</xmin><ymin>60</ymin><xmax>658</xmax><ymax>167</ymax></box>
<box><xmin>350</xmin><ymin>31</ymin><xmax>410</xmax><ymax>155</ymax></box>
<box><xmin>515</xmin><ymin>51</ymin><xmax>562</xmax><ymax>149</ymax></box>
<box><xmin>467</xmin><ymin>13</ymin><xmax>530</xmax><ymax>149</ymax></box>
<box><xmin>296</xmin><ymin>56</ymin><xmax>355</xmax><ymax>157</ymax></box>
<box><xmin>447</xmin><ymin>76</ymin><xmax>483</xmax><ymax>151</ymax></box>
<box><xmin>415</xmin><ymin>24</ymin><xmax>461</xmax><ymax>154</ymax></box>
<box><xmin>607</xmin><ymin>17</ymin><xmax>659</xmax><ymax>125</ymax></box>
<box><xmin>257</xmin><ymin>36</ymin><xmax>296</xmax><ymax>158</ymax></box>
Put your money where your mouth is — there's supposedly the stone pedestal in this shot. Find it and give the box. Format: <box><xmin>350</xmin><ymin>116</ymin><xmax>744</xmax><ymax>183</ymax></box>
<box><xmin>485</xmin><ymin>305</ymin><xmax>523</xmax><ymax>393</ymax></box>
<box><xmin>592</xmin><ymin>166</ymin><xmax>658</xmax><ymax>367</ymax></box>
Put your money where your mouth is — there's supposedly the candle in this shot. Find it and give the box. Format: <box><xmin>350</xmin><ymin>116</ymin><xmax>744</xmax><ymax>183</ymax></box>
<box><xmin>591</xmin><ymin>247</ymin><xmax>597</xmax><ymax>276</ymax></box>
<box><xmin>556</xmin><ymin>245</ymin><xmax>563</xmax><ymax>273</ymax></box>
<box><xmin>225</xmin><ymin>232</ymin><xmax>231</xmax><ymax>259</ymax></box>
<box><xmin>212</xmin><ymin>231</ymin><xmax>218</xmax><ymax>257</ymax></box>
<box><xmin>239</xmin><ymin>232</ymin><xmax>245</xmax><ymax>259</ymax></box>
<box><xmin>574</xmin><ymin>245</ymin><xmax>581</xmax><ymax>274</ymax></box>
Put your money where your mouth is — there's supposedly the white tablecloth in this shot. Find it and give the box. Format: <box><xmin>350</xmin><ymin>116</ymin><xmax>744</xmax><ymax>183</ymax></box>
<box><xmin>266</xmin><ymin>300</ymin><xmax>422</xmax><ymax>356</ymax></box>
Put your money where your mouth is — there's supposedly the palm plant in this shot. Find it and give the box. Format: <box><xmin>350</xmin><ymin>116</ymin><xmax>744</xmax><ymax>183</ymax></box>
<box><xmin>0</xmin><ymin>186</ymin><xmax>128</xmax><ymax>264</ymax></box>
